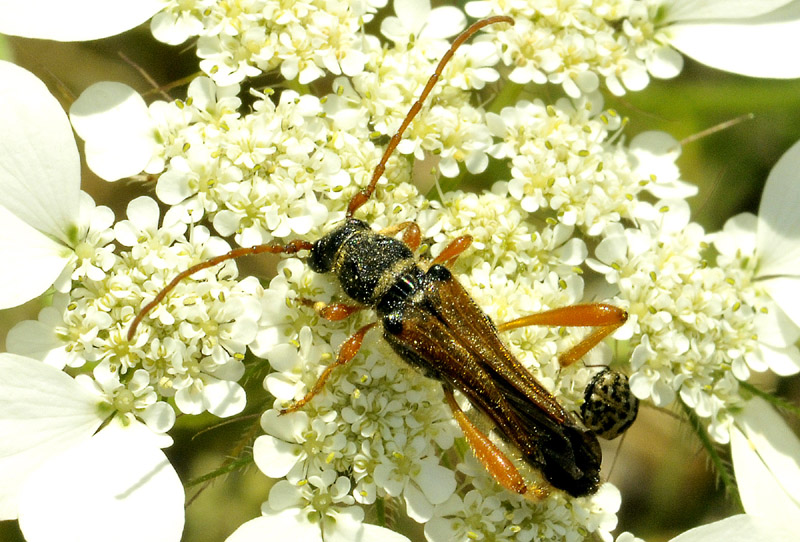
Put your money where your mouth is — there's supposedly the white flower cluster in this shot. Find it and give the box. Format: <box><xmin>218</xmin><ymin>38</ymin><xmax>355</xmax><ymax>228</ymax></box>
<box><xmin>7</xmin><ymin>195</ymin><xmax>259</xmax><ymax>425</ymax></box>
<box><xmin>588</xmin><ymin>202</ymin><xmax>800</xmax><ymax>443</ymax></box>
<box><xmin>464</xmin><ymin>0</ymin><xmax>683</xmax><ymax>96</ymax></box>
<box><xmin>152</xmin><ymin>0</ymin><xmax>382</xmax><ymax>85</ymax></box>
<box><xmin>2</xmin><ymin>1</ymin><xmax>800</xmax><ymax>542</ymax></box>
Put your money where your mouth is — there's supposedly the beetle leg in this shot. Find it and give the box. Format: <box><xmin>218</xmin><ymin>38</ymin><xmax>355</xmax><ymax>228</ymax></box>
<box><xmin>280</xmin><ymin>321</ymin><xmax>378</xmax><ymax>415</ymax></box>
<box><xmin>297</xmin><ymin>298</ymin><xmax>364</xmax><ymax>321</ymax></box>
<box><xmin>379</xmin><ymin>221</ymin><xmax>422</xmax><ymax>251</ymax></box>
<box><xmin>497</xmin><ymin>303</ymin><xmax>628</xmax><ymax>367</ymax></box>
<box><xmin>432</xmin><ymin>235</ymin><xmax>473</xmax><ymax>267</ymax></box>
<box><xmin>443</xmin><ymin>386</ymin><xmax>549</xmax><ymax>501</ymax></box>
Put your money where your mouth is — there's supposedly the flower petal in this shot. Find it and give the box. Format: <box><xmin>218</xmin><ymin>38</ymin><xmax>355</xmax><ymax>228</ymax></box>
<box><xmin>669</xmin><ymin>4</ymin><xmax>800</xmax><ymax>78</ymax></box>
<box><xmin>0</xmin><ymin>210</ymin><xmax>72</xmax><ymax>309</ymax></box>
<box><xmin>756</xmin><ymin>139</ymin><xmax>800</xmax><ymax>277</ymax></box>
<box><xmin>669</xmin><ymin>514</ymin><xmax>795</xmax><ymax>542</ymax></box>
<box><xmin>226</xmin><ymin>510</ymin><xmax>322</xmax><ymax>542</ymax></box>
<box><xmin>666</xmin><ymin>0</ymin><xmax>796</xmax><ymax>22</ymax></box>
<box><xmin>0</xmin><ymin>60</ymin><xmax>80</xmax><ymax>244</ymax></box>
<box><xmin>730</xmin><ymin>397</ymin><xmax>800</xmax><ymax>534</ymax></box>
<box><xmin>17</xmin><ymin>419</ymin><xmax>184</xmax><ymax>542</ymax></box>
<box><xmin>0</xmin><ymin>354</ymin><xmax>104</xmax><ymax>519</ymax></box>
<box><xmin>394</xmin><ymin>0</ymin><xmax>429</xmax><ymax>35</ymax></box>
<box><xmin>70</xmin><ymin>82</ymin><xmax>157</xmax><ymax>181</ymax></box>
<box><xmin>0</xmin><ymin>0</ymin><xmax>163</xmax><ymax>41</ymax></box>
<box><xmin>253</xmin><ymin>435</ymin><xmax>302</xmax><ymax>478</ymax></box>
<box><xmin>421</xmin><ymin>7</ymin><xmax>467</xmax><ymax>39</ymax></box>
<box><xmin>203</xmin><ymin>379</ymin><xmax>247</xmax><ymax>417</ymax></box>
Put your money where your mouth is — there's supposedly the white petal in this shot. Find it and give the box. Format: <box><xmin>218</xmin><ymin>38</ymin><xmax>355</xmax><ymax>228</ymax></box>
<box><xmin>226</xmin><ymin>510</ymin><xmax>322</xmax><ymax>542</ymax></box>
<box><xmin>666</xmin><ymin>0</ymin><xmax>795</xmax><ymax>22</ymax></box>
<box><xmin>753</xmin><ymin>301</ymin><xmax>800</xmax><ymax>348</ymax></box>
<box><xmin>713</xmin><ymin>213</ymin><xmax>757</xmax><ymax>257</ymax></box>
<box><xmin>421</xmin><ymin>7</ymin><xmax>467</xmax><ymax>39</ymax></box>
<box><xmin>203</xmin><ymin>379</ymin><xmax>247</xmax><ymax>417</ymax></box>
<box><xmin>0</xmin><ymin>210</ymin><xmax>72</xmax><ymax>309</ymax></box>
<box><xmin>322</xmin><ymin>506</ymin><xmax>366</xmax><ymax>542</ymax></box>
<box><xmin>425</xmin><ymin>516</ymin><xmax>457</xmax><ymax>542</ymax></box>
<box><xmin>70</xmin><ymin>82</ymin><xmax>156</xmax><ymax>181</ymax></box>
<box><xmin>18</xmin><ymin>420</ymin><xmax>184</xmax><ymax>542</ymax></box>
<box><xmin>647</xmin><ymin>45</ymin><xmax>684</xmax><ymax>79</ymax></box>
<box><xmin>267</xmin><ymin>481</ymin><xmax>305</xmax><ymax>511</ymax></box>
<box><xmin>156</xmin><ymin>164</ymin><xmax>195</xmax><ymax>205</ymax></box>
<box><xmin>175</xmin><ymin>388</ymin><xmax>203</xmax><ymax>415</ymax></box>
<box><xmin>359</xmin><ymin>524</ymin><xmax>411</xmax><ymax>542</ymax></box>
<box><xmin>763</xmin><ymin>277</ymin><xmax>800</xmax><ymax>329</ymax></box>
<box><xmin>0</xmin><ymin>354</ymin><xmax>104</xmax><ymax>519</ymax></box>
<box><xmin>669</xmin><ymin>3</ymin><xmax>800</xmax><ymax>78</ymax></box>
<box><xmin>5</xmin><ymin>313</ymin><xmax>68</xmax><ymax>368</ymax></box>
<box><xmin>253</xmin><ymin>435</ymin><xmax>302</xmax><ymax>478</ymax></box>
<box><xmin>126</xmin><ymin>195</ymin><xmax>161</xmax><ymax>231</ymax></box>
<box><xmin>140</xmin><ymin>402</ymin><xmax>177</xmax><ymax>433</ymax></box>
<box><xmin>403</xmin><ymin>483</ymin><xmax>434</xmax><ymax>523</ymax></box>
<box><xmin>413</xmin><ymin>462</ymin><xmax>456</xmax><ymax>505</ymax></box>
<box><xmin>394</xmin><ymin>0</ymin><xmax>429</xmax><ymax>35</ymax></box>
<box><xmin>756</xmin><ymin>139</ymin><xmax>800</xmax><ymax>277</ymax></box>
<box><xmin>260</xmin><ymin>409</ymin><xmax>308</xmax><ymax>441</ymax></box>
<box><xmin>730</xmin><ymin>397</ymin><xmax>800</xmax><ymax>534</ymax></box>
<box><xmin>0</xmin><ymin>61</ymin><xmax>80</xmax><ymax>244</ymax></box>
<box><xmin>669</xmin><ymin>514</ymin><xmax>795</xmax><ymax>542</ymax></box>
<box><xmin>0</xmin><ymin>0</ymin><xmax>163</xmax><ymax>41</ymax></box>
<box><xmin>757</xmin><ymin>343</ymin><xmax>800</xmax><ymax>375</ymax></box>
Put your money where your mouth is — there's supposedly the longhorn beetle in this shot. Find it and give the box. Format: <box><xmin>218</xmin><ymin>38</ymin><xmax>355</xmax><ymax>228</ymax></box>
<box><xmin>128</xmin><ymin>15</ymin><xmax>638</xmax><ymax>500</ymax></box>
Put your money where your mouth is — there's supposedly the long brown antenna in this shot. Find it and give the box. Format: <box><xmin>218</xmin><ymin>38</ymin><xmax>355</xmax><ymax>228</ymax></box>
<box><xmin>346</xmin><ymin>15</ymin><xmax>514</xmax><ymax>217</ymax></box>
<box><xmin>127</xmin><ymin>15</ymin><xmax>514</xmax><ymax>341</ymax></box>
<box><xmin>127</xmin><ymin>239</ymin><xmax>312</xmax><ymax>340</ymax></box>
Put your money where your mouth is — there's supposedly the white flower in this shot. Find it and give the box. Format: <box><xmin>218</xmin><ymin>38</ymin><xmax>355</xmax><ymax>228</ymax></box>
<box><xmin>751</xmin><ymin>138</ymin><xmax>800</xmax><ymax>328</ymax></box>
<box><xmin>0</xmin><ymin>61</ymin><xmax>102</xmax><ymax>309</ymax></box>
<box><xmin>227</xmin><ymin>506</ymin><xmax>411</xmax><ymax>542</ymax></box>
<box><xmin>150</xmin><ymin>0</ymin><xmax>210</xmax><ymax>45</ymax></box>
<box><xmin>665</xmin><ymin>0</ymin><xmax>800</xmax><ymax>79</ymax></box>
<box><xmin>380</xmin><ymin>0</ymin><xmax>466</xmax><ymax>45</ymax></box>
<box><xmin>0</xmin><ymin>354</ymin><xmax>184</xmax><ymax>542</ymax></box>
<box><xmin>666</xmin><ymin>514</ymin><xmax>795</xmax><ymax>541</ymax></box>
<box><xmin>19</xmin><ymin>418</ymin><xmax>184</xmax><ymax>542</ymax></box>
<box><xmin>0</xmin><ymin>0</ymin><xmax>162</xmax><ymax>41</ymax></box>
<box><xmin>70</xmin><ymin>82</ymin><xmax>162</xmax><ymax>181</ymax></box>
<box><xmin>729</xmin><ymin>397</ymin><xmax>800</xmax><ymax>536</ymax></box>
<box><xmin>372</xmin><ymin>433</ymin><xmax>456</xmax><ymax>522</ymax></box>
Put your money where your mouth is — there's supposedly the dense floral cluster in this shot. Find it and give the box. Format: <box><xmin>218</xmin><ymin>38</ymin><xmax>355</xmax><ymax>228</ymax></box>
<box><xmin>2</xmin><ymin>1</ymin><xmax>799</xmax><ymax>542</ymax></box>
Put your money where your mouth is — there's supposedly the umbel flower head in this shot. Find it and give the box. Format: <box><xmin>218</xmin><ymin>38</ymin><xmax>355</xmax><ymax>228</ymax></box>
<box><xmin>1</xmin><ymin>1</ymin><xmax>800</xmax><ymax>542</ymax></box>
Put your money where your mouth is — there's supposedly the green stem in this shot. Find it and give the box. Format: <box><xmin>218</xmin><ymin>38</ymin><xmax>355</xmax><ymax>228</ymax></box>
<box><xmin>185</xmin><ymin>454</ymin><xmax>254</xmax><ymax>487</ymax></box>
<box><xmin>680</xmin><ymin>402</ymin><xmax>742</xmax><ymax>509</ymax></box>
<box><xmin>375</xmin><ymin>497</ymin><xmax>386</xmax><ymax>527</ymax></box>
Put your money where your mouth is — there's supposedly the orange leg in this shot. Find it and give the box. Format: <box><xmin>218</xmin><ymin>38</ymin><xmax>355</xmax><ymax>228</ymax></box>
<box><xmin>379</xmin><ymin>221</ymin><xmax>422</xmax><ymax>252</ymax></box>
<box><xmin>497</xmin><ymin>304</ymin><xmax>628</xmax><ymax>367</ymax></box>
<box><xmin>280</xmin><ymin>321</ymin><xmax>378</xmax><ymax>415</ymax></box>
<box><xmin>432</xmin><ymin>235</ymin><xmax>472</xmax><ymax>267</ymax></box>
<box><xmin>442</xmin><ymin>386</ymin><xmax>549</xmax><ymax>501</ymax></box>
<box><xmin>297</xmin><ymin>298</ymin><xmax>364</xmax><ymax>321</ymax></box>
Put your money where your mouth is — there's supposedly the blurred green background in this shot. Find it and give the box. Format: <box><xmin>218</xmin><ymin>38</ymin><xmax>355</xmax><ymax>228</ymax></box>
<box><xmin>2</xmin><ymin>8</ymin><xmax>800</xmax><ymax>542</ymax></box>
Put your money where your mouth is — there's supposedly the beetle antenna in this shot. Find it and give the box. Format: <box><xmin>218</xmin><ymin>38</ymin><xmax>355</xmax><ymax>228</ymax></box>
<box><xmin>345</xmin><ymin>15</ymin><xmax>514</xmax><ymax>218</ymax></box>
<box><xmin>126</xmin><ymin>239</ymin><xmax>313</xmax><ymax>340</ymax></box>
